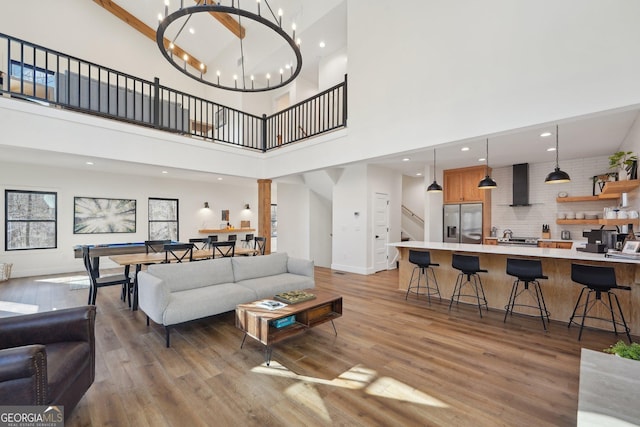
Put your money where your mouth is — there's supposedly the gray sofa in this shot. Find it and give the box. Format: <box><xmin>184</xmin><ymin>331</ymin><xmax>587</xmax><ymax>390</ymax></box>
<box><xmin>137</xmin><ymin>252</ymin><xmax>314</xmax><ymax>346</ymax></box>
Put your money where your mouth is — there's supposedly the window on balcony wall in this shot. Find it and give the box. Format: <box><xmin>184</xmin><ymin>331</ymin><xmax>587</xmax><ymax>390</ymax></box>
<box><xmin>148</xmin><ymin>198</ymin><xmax>179</xmax><ymax>240</ymax></box>
<box><xmin>5</xmin><ymin>190</ymin><xmax>57</xmax><ymax>250</ymax></box>
<box><xmin>10</xmin><ymin>59</ymin><xmax>56</xmax><ymax>88</ymax></box>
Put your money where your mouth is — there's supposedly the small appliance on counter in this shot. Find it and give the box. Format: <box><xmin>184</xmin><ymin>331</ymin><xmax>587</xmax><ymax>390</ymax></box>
<box><xmin>577</xmin><ymin>229</ymin><xmax>619</xmax><ymax>253</ymax></box>
<box><xmin>561</xmin><ymin>230</ymin><xmax>571</xmax><ymax>240</ymax></box>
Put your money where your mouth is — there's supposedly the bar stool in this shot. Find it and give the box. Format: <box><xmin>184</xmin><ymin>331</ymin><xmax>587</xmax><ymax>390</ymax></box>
<box><xmin>504</xmin><ymin>258</ymin><xmax>550</xmax><ymax>330</ymax></box>
<box><xmin>242</xmin><ymin>233</ymin><xmax>254</xmax><ymax>248</ymax></box>
<box><xmin>405</xmin><ymin>250</ymin><xmax>441</xmax><ymax>304</ymax></box>
<box><xmin>569</xmin><ymin>263</ymin><xmax>632</xmax><ymax>342</ymax></box>
<box><xmin>449</xmin><ymin>253</ymin><xmax>489</xmax><ymax>317</ymax></box>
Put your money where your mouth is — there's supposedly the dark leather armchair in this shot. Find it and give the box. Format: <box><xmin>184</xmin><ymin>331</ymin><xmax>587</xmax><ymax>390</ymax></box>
<box><xmin>0</xmin><ymin>306</ymin><xmax>96</xmax><ymax>420</ymax></box>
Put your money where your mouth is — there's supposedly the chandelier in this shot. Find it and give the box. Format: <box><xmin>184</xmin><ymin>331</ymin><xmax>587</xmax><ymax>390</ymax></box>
<box><xmin>157</xmin><ymin>0</ymin><xmax>303</xmax><ymax>93</ymax></box>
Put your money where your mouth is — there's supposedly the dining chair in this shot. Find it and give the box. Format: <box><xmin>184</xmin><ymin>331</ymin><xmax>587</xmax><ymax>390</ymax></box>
<box><xmin>82</xmin><ymin>246</ymin><xmax>131</xmax><ymax>305</ymax></box>
<box><xmin>254</xmin><ymin>236</ymin><xmax>267</xmax><ymax>255</ymax></box>
<box><xmin>188</xmin><ymin>237</ymin><xmax>209</xmax><ymax>250</ymax></box>
<box><xmin>163</xmin><ymin>243</ymin><xmax>194</xmax><ymax>263</ymax></box>
<box><xmin>211</xmin><ymin>240</ymin><xmax>236</xmax><ymax>258</ymax></box>
<box><xmin>145</xmin><ymin>240</ymin><xmax>171</xmax><ymax>254</ymax></box>
<box><xmin>207</xmin><ymin>235</ymin><xmax>218</xmax><ymax>247</ymax></box>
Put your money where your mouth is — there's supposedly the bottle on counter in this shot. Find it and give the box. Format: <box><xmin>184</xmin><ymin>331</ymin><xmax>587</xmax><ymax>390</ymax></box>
<box><xmin>622</xmin><ymin>223</ymin><xmax>636</xmax><ymax>247</ymax></box>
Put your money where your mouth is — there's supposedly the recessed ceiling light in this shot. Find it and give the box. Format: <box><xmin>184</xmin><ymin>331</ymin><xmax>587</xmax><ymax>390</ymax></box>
<box><xmin>461</xmin><ymin>147</ymin><xmax>470</xmax><ymax>152</ymax></box>
<box><xmin>85</xmin><ymin>161</ymin><xmax>94</xmax><ymax>165</ymax></box>
<box><xmin>217</xmin><ymin>177</ymin><xmax>223</xmax><ymax>181</ymax></box>
<box><xmin>478</xmin><ymin>157</ymin><xmax>486</xmax><ymax>162</ymax></box>
<box><xmin>319</xmin><ymin>41</ymin><xmax>326</xmax><ymax>48</ymax></box>
<box><xmin>189</xmin><ymin>28</ymin><xmax>195</xmax><ymax>34</ymax></box>
<box><xmin>416</xmin><ymin>172</ymin><xmax>422</xmax><ymax>176</ymax></box>
<box><xmin>402</xmin><ymin>158</ymin><xmax>410</xmax><ymax>162</ymax></box>
<box><xmin>162</xmin><ymin>170</ymin><xmax>168</xmax><ymax>174</ymax></box>
<box><xmin>547</xmin><ymin>147</ymin><xmax>556</xmax><ymax>152</ymax></box>
<box><xmin>540</xmin><ymin>132</ymin><xmax>552</xmax><ymax>137</ymax></box>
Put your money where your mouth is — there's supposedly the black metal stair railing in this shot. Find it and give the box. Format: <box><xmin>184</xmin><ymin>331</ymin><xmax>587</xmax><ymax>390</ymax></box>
<box><xmin>0</xmin><ymin>33</ymin><xmax>346</xmax><ymax>152</ymax></box>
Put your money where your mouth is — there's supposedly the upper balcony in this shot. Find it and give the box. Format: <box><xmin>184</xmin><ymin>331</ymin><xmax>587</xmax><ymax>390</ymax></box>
<box><xmin>0</xmin><ymin>33</ymin><xmax>347</xmax><ymax>153</ymax></box>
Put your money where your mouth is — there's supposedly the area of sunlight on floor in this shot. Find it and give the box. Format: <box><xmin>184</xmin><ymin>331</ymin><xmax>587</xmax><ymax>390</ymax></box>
<box><xmin>252</xmin><ymin>361</ymin><xmax>449</xmax><ymax>422</ymax></box>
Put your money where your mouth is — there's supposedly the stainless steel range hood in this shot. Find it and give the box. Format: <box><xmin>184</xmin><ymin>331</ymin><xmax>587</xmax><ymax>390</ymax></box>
<box><xmin>510</xmin><ymin>163</ymin><xmax>530</xmax><ymax>206</ymax></box>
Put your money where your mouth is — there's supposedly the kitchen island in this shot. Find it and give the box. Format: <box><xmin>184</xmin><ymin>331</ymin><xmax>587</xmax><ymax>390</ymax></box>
<box><xmin>389</xmin><ymin>241</ymin><xmax>639</xmax><ymax>336</ymax></box>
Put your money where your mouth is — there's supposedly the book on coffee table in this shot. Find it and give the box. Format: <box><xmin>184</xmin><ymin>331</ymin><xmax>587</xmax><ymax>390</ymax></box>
<box><xmin>274</xmin><ymin>290</ymin><xmax>316</xmax><ymax>304</ymax></box>
<box><xmin>255</xmin><ymin>300</ymin><xmax>286</xmax><ymax>310</ymax></box>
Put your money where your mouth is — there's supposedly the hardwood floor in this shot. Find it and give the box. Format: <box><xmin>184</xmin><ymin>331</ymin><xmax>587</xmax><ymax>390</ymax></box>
<box><xmin>0</xmin><ymin>267</ymin><xmax>629</xmax><ymax>426</ymax></box>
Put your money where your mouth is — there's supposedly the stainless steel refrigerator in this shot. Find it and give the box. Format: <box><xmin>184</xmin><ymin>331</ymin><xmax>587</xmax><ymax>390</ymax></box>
<box><xmin>443</xmin><ymin>203</ymin><xmax>483</xmax><ymax>244</ymax></box>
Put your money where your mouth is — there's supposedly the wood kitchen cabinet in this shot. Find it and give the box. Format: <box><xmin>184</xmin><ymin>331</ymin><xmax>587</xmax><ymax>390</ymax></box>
<box><xmin>538</xmin><ymin>241</ymin><xmax>573</xmax><ymax>249</ymax></box>
<box><xmin>443</xmin><ymin>165</ymin><xmax>488</xmax><ymax>203</ymax></box>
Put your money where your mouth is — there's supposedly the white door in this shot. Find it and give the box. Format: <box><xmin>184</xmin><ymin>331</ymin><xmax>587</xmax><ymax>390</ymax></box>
<box><xmin>374</xmin><ymin>193</ymin><xmax>389</xmax><ymax>272</ymax></box>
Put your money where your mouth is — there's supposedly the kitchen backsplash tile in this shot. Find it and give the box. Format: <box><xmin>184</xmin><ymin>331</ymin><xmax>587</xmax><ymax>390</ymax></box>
<box><xmin>491</xmin><ymin>156</ymin><xmax>621</xmax><ymax>240</ymax></box>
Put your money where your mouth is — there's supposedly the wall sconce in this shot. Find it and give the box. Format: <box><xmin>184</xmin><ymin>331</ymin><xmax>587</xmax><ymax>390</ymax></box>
<box><xmin>244</xmin><ymin>203</ymin><xmax>250</xmax><ymax>210</ymax></box>
<box><xmin>204</xmin><ymin>202</ymin><xmax>210</xmax><ymax>209</ymax></box>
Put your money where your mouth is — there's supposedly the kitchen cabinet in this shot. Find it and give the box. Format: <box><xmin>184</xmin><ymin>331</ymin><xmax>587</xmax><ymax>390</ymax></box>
<box><xmin>443</xmin><ymin>166</ymin><xmax>487</xmax><ymax>203</ymax></box>
<box><xmin>538</xmin><ymin>241</ymin><xmax>573</xmax><ymax>249</ymax></box>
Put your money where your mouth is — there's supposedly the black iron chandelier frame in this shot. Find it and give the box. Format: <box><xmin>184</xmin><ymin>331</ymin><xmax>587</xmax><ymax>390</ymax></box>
<box><xmin>156</xmin><ymin>2</ymin><xmax>302</xmax><ymax>93</ymax></box>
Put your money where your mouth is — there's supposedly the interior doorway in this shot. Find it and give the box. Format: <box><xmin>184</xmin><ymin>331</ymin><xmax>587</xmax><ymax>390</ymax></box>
<box><xmin>374</xmin><ymin>192</ymin><xmax>389</xmax><ymax>272</ymax></box>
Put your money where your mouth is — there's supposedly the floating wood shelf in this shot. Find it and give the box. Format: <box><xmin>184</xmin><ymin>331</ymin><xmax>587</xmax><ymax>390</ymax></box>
<box><xmin>555</xmin><ymin>219</ymin><xmax>639</xmax><ymax>226</ymax></box>
<box><xmin>198</xmin><ymin>228</ymin><xmax>255</xmax><ymax>234</ymax></box>
<box><xmin>599</xmin><ymin>179</ymin><xmax>640</xmax><ymax>195</ymax></box>
<box><xmin>556</xmin><ymin>180</ymin><xmax>639</xmax><ymax>204</ymax></box>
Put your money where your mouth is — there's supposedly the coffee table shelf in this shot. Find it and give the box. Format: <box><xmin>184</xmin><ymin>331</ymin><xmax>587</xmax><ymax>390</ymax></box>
<box><xmin>236</xmin><ymin>289</ymin><xmax>342</xmax><ymax>365</ymax></box>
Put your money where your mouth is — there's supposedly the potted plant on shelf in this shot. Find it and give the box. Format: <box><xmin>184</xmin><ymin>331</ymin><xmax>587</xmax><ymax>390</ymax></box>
<box><xmin>603</xmin><ymin>340</ymin><xmax>640</xmax><ymax>361</ymax></box>
<box><xmin>609</xmin><ymin>151</ymin><xmax>638</xmax><ymax>180</ymax></box>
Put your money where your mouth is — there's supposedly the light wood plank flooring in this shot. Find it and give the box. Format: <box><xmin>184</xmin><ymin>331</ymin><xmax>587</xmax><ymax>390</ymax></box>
<box><xmin>0</xmin><ymin>267</ymin><xmax>630</xmax><ymax>426</ymax></box>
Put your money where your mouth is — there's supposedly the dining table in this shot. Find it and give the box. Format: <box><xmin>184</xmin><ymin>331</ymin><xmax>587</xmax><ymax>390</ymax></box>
<box><xmin>109</xmin><ymin>247</ymin><xmax>259</xmax><ymax>310</ymax></box>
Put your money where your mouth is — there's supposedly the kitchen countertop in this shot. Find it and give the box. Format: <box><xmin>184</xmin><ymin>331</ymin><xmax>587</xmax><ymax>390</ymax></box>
<box><xmin>387</xmin><ymin>241</ymin><xmax>639</xmax><ymax>264</ymax></box>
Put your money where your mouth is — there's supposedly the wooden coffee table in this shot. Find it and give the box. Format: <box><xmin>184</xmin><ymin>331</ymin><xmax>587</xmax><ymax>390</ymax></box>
<box><xmin>235</xmin><ymin>289</ymin><xmax>342</xmax><ymax>365</ymax></box>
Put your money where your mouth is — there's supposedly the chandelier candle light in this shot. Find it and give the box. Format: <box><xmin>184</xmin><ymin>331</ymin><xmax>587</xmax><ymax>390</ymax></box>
<box><xmin>157</xmin><ymin>0</ymin><xmax>302</xmax><ymax>93</ymax></box>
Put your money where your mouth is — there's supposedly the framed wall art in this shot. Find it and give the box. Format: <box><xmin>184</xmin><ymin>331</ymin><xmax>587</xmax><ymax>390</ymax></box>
<box><xmin>74</xmin><ymin>197</ymin><xmax>136</xmax><ymax>234</ymax></box>
<box><xmin>592</xmin><ymin>172</ymin><xmax>618</xmax><ymax>196</ymax></box>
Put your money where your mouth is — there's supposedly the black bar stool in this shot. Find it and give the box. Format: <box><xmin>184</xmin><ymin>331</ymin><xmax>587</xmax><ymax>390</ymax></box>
<box><xmin>504</xmin><ymin>258</ymin><xmax>550</xmax><ymax>330</ymax></box>
<box><xmin>449</xmin><ymin>253</ymin><xmax>489</xmax><ymax>317</ymax></box>
<box><xmin>405</xmin><ymin>250</ymin><xmax>441</xmax><ymax>304</ymax></box>
<box><xmin>569</xmin><ymin>263</ymin><xmax>632</xmax><ymax>342</ymax></box>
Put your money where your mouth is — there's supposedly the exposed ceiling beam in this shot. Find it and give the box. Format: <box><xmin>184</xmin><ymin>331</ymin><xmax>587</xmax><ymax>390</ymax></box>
<box><xmin>201</xmin><ymin>0</ymin><xmax>246</xmax><ymax>39</ymax></box>
<box><xmin>93</xmin><ymin>0</ymin><xmax>208</xmax><ymax>73</ymax></box>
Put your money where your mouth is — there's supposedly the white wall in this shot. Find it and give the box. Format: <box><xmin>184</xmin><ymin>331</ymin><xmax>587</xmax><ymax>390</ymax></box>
<box><xmin>319</xmin><ymin>47</ymin><xmax>348</xmax><ymax>91</ymax></box>
<box><xmin>274</xmin><ymin>183</ymin><xmax>310</xmax><ymax>259</ymax></box>
<box><xmin>309</xmin><ymin>191</ymin><xmax>332</xmax><ymax>268</ymax></box>
<box><xmin>0</xmin><ymin>162</ymin><xmax>257</xmax><ymax>278</ymax></box>
<box><xmin>332</xmin><ymin>164</ymin><xmax>367</xmax><ymax>273</ymax></box>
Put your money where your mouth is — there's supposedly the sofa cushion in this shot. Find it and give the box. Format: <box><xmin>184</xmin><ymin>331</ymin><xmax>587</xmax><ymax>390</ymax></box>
<box><xmin>163</xmin><ymin>283</ymin><xmax>257</xmax><ymax>325</ymax></box>
<box><xmin>236</xmin><ymin>273</ymin><xmax>315</xmax><ymax>300</ymax></box>
<box><xmin>147</xmin><ymin>258</ymin><xmax>234</xmax><ymax>292</ymax></box>
<box><xmin>232</xmin><ymin>252</ymin><xmax>288</xmax><ymax>282</ymax></box>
